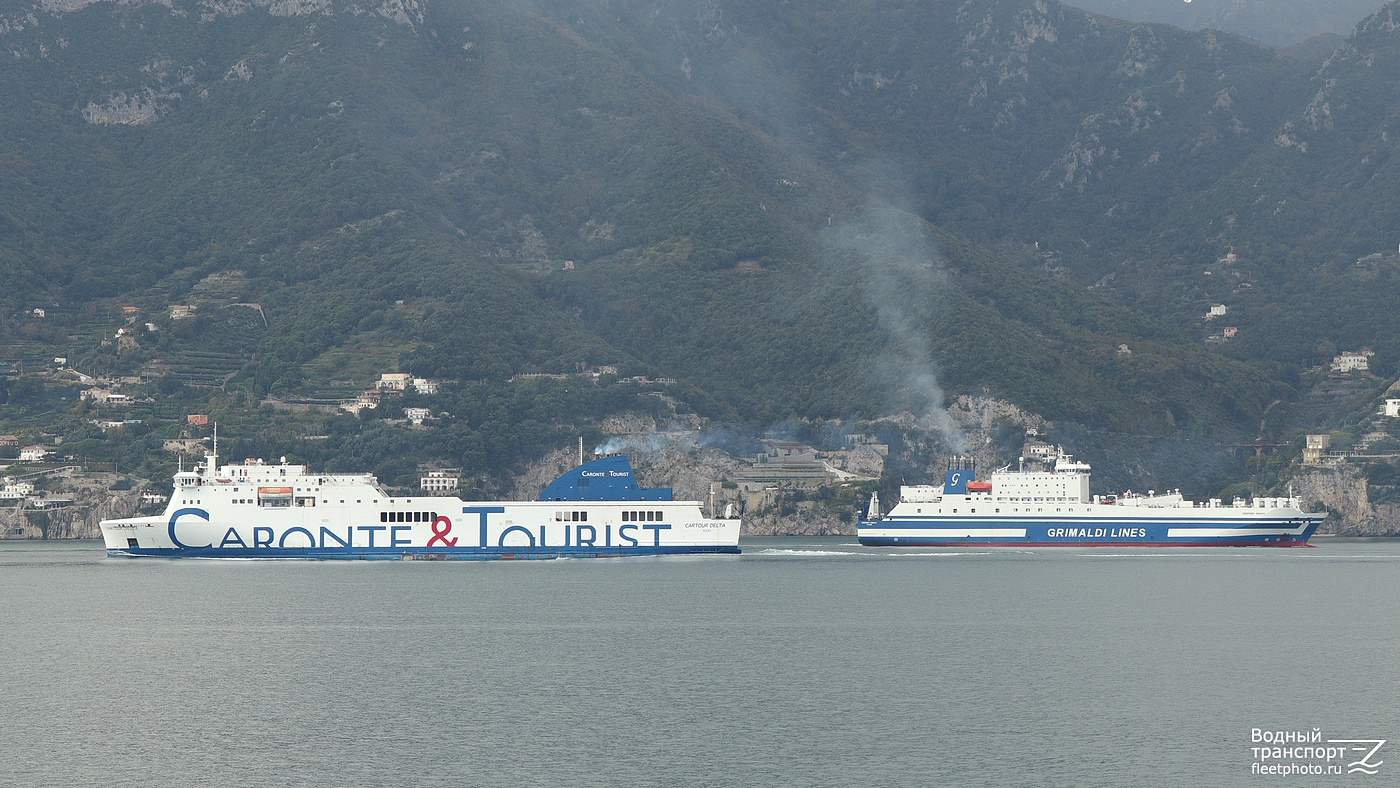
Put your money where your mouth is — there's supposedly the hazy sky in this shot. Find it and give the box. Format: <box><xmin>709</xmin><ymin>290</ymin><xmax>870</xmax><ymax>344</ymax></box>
<box><xmin>1062</xmin><ymin>0</ymin><xmax>1389</xmax><ymax>46</ymax></box>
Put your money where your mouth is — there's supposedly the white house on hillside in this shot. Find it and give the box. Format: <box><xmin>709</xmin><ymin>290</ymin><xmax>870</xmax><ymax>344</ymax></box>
<box><xmin>1332</xmin><ymin>350</ymin><xmax>1374</xmax><ymax>374</ymax></box>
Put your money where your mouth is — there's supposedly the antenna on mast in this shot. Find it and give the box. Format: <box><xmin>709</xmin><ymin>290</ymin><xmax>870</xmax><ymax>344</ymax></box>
<box><xmin>579</xmin><ymin>436</ymin><xmax>584</xmax><ymax>466</ymax></box>
<box><xmin>209</xmin><ymin>422</ymin><xmax>219</xmax><ymax>475</ymax></box>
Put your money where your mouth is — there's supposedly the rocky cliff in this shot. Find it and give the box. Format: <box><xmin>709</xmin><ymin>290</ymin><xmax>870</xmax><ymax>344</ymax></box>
<box><xmin>1293</xmin><ymin>465</ymin><xmax>1400</xmax><ymax>535</ymax></box>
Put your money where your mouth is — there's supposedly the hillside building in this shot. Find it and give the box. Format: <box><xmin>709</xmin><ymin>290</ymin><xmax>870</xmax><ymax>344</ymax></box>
<box><xmin>1332</xmin><ymin>350</ymin><xmax>1374</xmax><ymax>374</ymax></box>
<box><xmin>420</xmin><ymin>470</ymin><xmax>460</xmax><ymax>492</ymax></box>
<box><xmin>1303</xmin><ymin>434</ymin><xmax>1332</xmax><ymax>465</ymax></box>
<box><xmin>377</xmin><ymin>373</ymin><xmax>412</xmax><ymax>391</ymax></box>
<box><xmin>0</xmin><ymin>481</ymin><xmax>35</xmax><ymax>500</ymax></box>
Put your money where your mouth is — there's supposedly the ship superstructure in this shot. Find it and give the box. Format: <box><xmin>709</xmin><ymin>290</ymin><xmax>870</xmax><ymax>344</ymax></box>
<box><xmin>101</xmin><ymin>442</ymin><xmax>741</xmax><ymax>559</ymax></box>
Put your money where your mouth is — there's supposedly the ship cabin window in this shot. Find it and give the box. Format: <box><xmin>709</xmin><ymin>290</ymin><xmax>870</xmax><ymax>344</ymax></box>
<box><xmin>622</xmin><ymin>511</ymin><xmax>663</xmax><ymax>522</ymax></box>
<box><xmin>379</xmin><ymin>511</ymin><xmax>438</xmax><ymax>523</ymax></box>
<box><xmin>296</xmin><ymin>497</ymin><xmax>315</xmax><ymax>507</ymax></box>
<box><xmin>553</xmin><ymin>511</ymin><xmax>588</xmax><ymax>522</ymax></box>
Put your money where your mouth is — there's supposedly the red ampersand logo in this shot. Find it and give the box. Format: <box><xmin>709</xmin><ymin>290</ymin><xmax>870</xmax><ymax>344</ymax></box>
<box><xmin>427</xmin><ymin>516</ymin><xmax>458</xmax><ymax>547</ymax></box>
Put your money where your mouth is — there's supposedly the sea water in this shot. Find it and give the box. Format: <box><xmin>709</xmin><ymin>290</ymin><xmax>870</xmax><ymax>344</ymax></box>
<box><xmin>2</xmin><ymin>537</ymin><xmax>1396</xmax><ymax>787</ymax></box>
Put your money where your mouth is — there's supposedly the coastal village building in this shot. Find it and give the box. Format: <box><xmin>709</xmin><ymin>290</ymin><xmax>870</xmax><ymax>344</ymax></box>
<box><xmin>420</xmin><ymin>470</ymin><xmax>460</xmax><ymax>492</ymax></box>
<box><xmin>377</xmin><ymin>373</ymin><xmax>412</xmax><ymax>391</ymax></box>
<box><xmin>1331</xmin><ymin>350</ymin><xmax>1373</xmax><ymax>374</ymax></box>
<box><xmin>19</xmin><ymin>446</ymin><xmax>47</xmax><ymax>462</ymax></box>
<box><xmin>1023</xmin><ymin>440</ymin><xmax>1057</xmax><ymax>462</ymax></box>
<box><xmin>1384</xmin><ymin>399</ymin><xmax>1400</xmax><ymax>418</ymax></box>
<box><xmin>735</xmin><ymin>443</ymin><xmax>832</xmax><ymax>491</ymax></box>
<box><xmin>412</xmin><ymin>377</ymin><xmax>438</xmax><ymax>395</ymax></box>
<box><xmin>1303</xmin><ymin>435</ymin><xmax>1332</xmax><ymax>465</ymax></box>
<box><xmin>0</xmin><ymin>481</ymin><xmax>35</xmax><ymax>500</ymax></box>
<box><xmin>340</xmin><ymin>390</ymin><xmax>383</xmax><ymax>414</ymax></box>
<box><xmin>81</xmin><ymin>389</ymin><xmax>130</xmax><ymax>405</ymax></box>
<box><xmin>404</xmin><ymin>407</ymin><xmax>432</xmax><ymax>425</ymax></box>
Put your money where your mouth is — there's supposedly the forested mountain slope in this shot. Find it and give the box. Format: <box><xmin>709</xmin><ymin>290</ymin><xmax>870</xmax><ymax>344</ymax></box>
<box><xmin>3</xmin><ymin>0</ymin><xmax>1399</xmax><ymax>492</ymax></box>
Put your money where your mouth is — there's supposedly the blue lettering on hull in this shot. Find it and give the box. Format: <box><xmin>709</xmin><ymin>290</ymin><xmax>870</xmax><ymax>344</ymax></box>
<box><xmin>120</xmin><ymin>510</ymin><xmax>731</xmax><ymax>559</ymax></box>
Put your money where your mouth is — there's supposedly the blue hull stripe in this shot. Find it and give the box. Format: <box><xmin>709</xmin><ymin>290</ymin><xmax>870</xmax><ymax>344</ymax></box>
<box><xmin>859</xmin><ymin>517</ymin><xmax>1322</xmax><ymax>546</ymax></box>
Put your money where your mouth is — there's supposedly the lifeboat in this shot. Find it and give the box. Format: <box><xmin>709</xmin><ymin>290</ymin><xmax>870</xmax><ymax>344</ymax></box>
<box><xmin>966</xmin><ymin>481</ymin><xmax>992</xmax><ymax>493</ymax></box>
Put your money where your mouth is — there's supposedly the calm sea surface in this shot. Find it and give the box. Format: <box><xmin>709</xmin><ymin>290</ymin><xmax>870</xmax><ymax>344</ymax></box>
<box><xmin>2</xmin><ymin>537</ymin><xmax>1397</xmax><ymax>787</ymax></box>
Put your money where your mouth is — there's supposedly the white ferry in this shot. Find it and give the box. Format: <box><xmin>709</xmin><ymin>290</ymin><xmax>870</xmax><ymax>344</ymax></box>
<box><xmin>858</xmin><ymin>450</ymin><xmax>1324</xmax><ymax>547</ymax></box>
<box><xmin>102</xmin><ymin>442</ymin><xmax>741</xmax><ymax>559</ymax></box>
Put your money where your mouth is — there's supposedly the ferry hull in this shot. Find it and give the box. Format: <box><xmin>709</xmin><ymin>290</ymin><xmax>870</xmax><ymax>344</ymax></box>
<box><xmin>102</xmin><ymin>511</ymin><xmax>741</xmax><ymax>560</ymax></box>
<box><xmin>100</xmin><ymin>453</ymin><xmax>741</xmax><ymax>560</ymax></box>
<box><xmin>858</xmin><ymin>516</ymin><xmax>1323</xmax><ymax>547</ymax></box>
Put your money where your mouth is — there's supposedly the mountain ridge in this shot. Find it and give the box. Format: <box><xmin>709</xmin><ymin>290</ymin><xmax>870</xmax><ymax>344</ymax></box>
<box><xmin>4</xmin><ymin>0</ymin><xmax>1400</xmax><ymax>512</ymax></box>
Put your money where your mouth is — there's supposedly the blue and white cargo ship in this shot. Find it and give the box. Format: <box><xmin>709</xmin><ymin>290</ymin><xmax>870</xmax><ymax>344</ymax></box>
<box><xmin>101</xmin><ymin>443</ymin><xmax>741</xmax><ymax>559</ymax></box>
<box><xmin>858</xmin><ymin>450</ymin><xmax>1324</xmax><ymax>547</ymax></box>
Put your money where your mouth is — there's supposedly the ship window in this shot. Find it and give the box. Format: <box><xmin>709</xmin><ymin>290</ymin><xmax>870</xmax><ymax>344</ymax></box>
<box><xmin>623</xmin><ymin>511</ymin><xmax>631</xmax><ymax>521</ymax></box>
<box><xmin>581</xmin><ymin>512</ymin><xmax>588</xmax><ymax>522</ymax></box>
<box><xmin>381</xmin><ymin>512</ymin><xmax>388</xmax><ymax>522</ymax></box>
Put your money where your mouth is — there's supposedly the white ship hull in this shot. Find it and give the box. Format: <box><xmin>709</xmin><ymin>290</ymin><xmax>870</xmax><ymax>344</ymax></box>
<box><xmin>102</xmin><ymin>451</ymin><xmax>740</xmax><ymax>560</ymax></box>
<box><xmin>858</xmin><ymin>451</ymin><xmax>1324</xmax><ymax>547</ymax></box>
